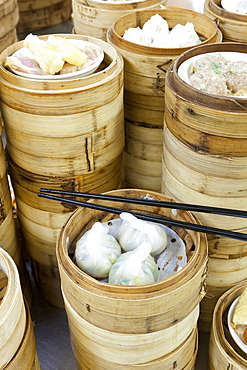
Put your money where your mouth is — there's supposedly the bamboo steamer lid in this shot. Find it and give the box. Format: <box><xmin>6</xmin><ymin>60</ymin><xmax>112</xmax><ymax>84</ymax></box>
<box><xmin>0</xmin><ymin>34</ymin><xmax>124</xmax><ymax>177</ymax></box>
<box><xmin>107</xmin><ymin>7</ymin><xmax>222</xmax><ymax>192</ymax></box>
<box><xmin>165</xmin><ymin>42</ymin><xmax>247</xmax><ymax>156</ymax></box>
<box><xmin>57</xmin><ymin>188</ymin><xmax>207</xmax><ymax>368</ymax></box>
<box><xmin>204</xmin><ymin>0</ymin><xmax>247</xmax><ymax>43</ymax></box>
<box><xmin>17</xmin><ymin>0</ymin><xmax>72</xmax><ymax>34</ymax></box>
<box><xmin>72</xmin><ymin>0</ymin><xmax>167</xmax><ymax>41</ymax></box>
<box><xmin>209</xmin><ymin>283</ymin><xmax>247</xmax><ymax>369</ymax></box>
<box><xmin>0</xmin><ymin>0</ymin><xmax>18</xmax><ymax>53</ymax></box>
<box><xmin>0</xmin><ymin>247</ymin><xmax>26</xmax><ymax>368</ymax></box>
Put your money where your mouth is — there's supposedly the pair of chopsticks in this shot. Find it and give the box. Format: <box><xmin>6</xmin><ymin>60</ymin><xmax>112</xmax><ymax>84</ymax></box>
<box><xmin>38</xmin><ymin>188</ymin><xmax>247</xmax><ymax>242</ymax></box>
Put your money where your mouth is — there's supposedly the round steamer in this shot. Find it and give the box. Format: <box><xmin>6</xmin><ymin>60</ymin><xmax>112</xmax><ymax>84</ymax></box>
<box><xmin>0</xmin><ymin>248</ymin><xmax>40</xmax><ymax>369</ymax></box>
<box><xmin>0</xmin><ymin>133</ymin><xmax>31</xmax><ymax>305</ymax></box>
<box><xmin>0</xmin><ymin>0</ymin><xmax>18</xmax><ymax>53</ymax></box>
<box><xmin>17</xmin><ymin>0</ymin><xmax>72</xmax><ymax>34</ymax></box>
<box><xmin>73</xmin><ymin>0</ymin><xmax>167</xmax><ymax>41</ymax></box>
<box><xmin>107</xmin><ymin>7</ymin><xmax>222</xmax><ymax>192</ymax></box>
<box><xmin>0</xmin><ymin>247</ymin><xmax>26</xmax><ymax>368</ymax></box>
<box><xmin>57</xmin><ymin>188</ymin><xmax>208</xmax><ymax>368</ymax></box>
<box><xmin>7</xmin><ymin>154</ymin><xmax>122</xmax><ymax>308</ymax></box>
<box><xmin>163</xmin><ymin>42</ymin><xmax>247</xmax><ymax>331</ymax></box>
<box><xmin>204</xmin><ymin>0</ymin><xmax>247</xmax><ymax>42</ymax></box>
<box><xmin>209</xmin><ymin>283</ymin><xmax>247</xmax><ymax>369</ymax></box>
<box><xmin>0</xmin><ymin>34</ymin><xmax>124</xmax><ymax>307</ymax></box>
<box><xmin>0</xmin><ymin>34</ymin><xmax>124</xmax><ymax>177</ymax></box>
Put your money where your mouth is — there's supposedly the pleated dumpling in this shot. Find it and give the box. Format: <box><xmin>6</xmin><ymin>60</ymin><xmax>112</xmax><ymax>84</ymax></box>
<box><xmin>117</xmin><ymin>212</ymin><xmax>167</xmax><ymax>256</ymax></box>
<box><xmin>108</xmin><ymin>242</ymin><xmax>158</xmax><ymax>286</ymax></box>
<box><xmin>75</xmin><ymin>222</ymin><xmax>121</xmax><ymax>278</ymax></box>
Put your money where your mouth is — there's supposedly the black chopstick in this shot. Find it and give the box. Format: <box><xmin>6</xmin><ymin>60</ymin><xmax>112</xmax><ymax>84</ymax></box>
<box><xmin>38</xmin><ymin>192</ymin><xmax>247</xmax><ymax>241</ymax></box>
<box><xmin>39</xmin><ymin>188</ymin><xmax>247</xmax><ymax>219</ymax></box>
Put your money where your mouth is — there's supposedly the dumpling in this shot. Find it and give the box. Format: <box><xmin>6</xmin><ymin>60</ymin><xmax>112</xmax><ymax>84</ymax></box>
<box><xmin>122</xmin><ymin>27</ymin><xmax>152</xmax><ymax>46</ymax></box>
<box><xmin>23</xmin><ymin>34</ymin><xmax>64</xmax><ymax>74</ymax></box>
<box><xmin>221</xmin><ymin>0</ymin><xmax>247</xmax><ymax>14</ymax></box>
<box><xmin>142</xmin><ymin>14</ymin><xmax>169</xmax><ymax>41</ymax></box>
<box><xmin>117</xmin><ymin>212</ymin><xmax>167</xmax><ymax>256</ymax></box>
<box><xmin>108</xmin><ymin>242</ymin><xmax>158</xmax><ymax>285</ymax></box>
<box><xmin>75</xmin><ymin>222</ymin><xmax>121</xmax><ymax>279</ymax></box>
<box><xmin>169</xmin><ymin>22</ymin><xmax>201</xmax><ymax>48</ymax></box>
<box><xmin>23</xmin><ymin>33</ymin><xmax>88</xmax><ymax>75</ymax></box>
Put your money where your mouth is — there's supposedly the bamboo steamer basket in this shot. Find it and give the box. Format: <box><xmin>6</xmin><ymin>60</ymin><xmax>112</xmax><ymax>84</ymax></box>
<box><xmin>164</xmin><ymin>42</ymin><xmax>247</xmax><ymax>156</ymax></box>
<box><xmin>64</xmin><ymin>293</ymin><xmax>199</xmax><ymax>369</ymax></box>
<box><xmin>7</xmin><ymin>153</ymin><xmax>122</xmax><ymax>308</ymax></box>
<box><xmin>0</xmin><ymin>34</ymin><xmax>124</xmax><ymax>178</ymax></box>
<box><xmin>163</xmin><ymin>42</ymin><xmax>247</xmax><ymax>331</ymax></box>
<box><xmin>204</xmin><ymin>0</ymin><xmax>247</xmax><ymax>43</ymax></box>
<box><xmin>8</xmin><ymin>154</ymin><xmax>122</xmax><ymax>267</ymax></box>
<box><xmin>0</xmin><ymin>136</ymin><xmax>31</xmax><ymax>305</ymax></box>
<box><xmin>107</xmin><ymin>7</ymin><xmax>222</xmax><ymax>192</ymax></box>
<box><xmin>162</xmin><ymin>128</ymin><xmax>247</xmax><ymax>332</ymax></box>
<box><xmin>209</xmin><ymin>283</ymin><xmax>247</xmax><ymax>369</ymax></box>
<box><xmin>72</xmin><ymin>0</ymin><xmax>167</xmax><ymax>41</ymax></box>
<box><xmin>57</xmin><ymin>188</ymin><xmax>208</xmax><ymax>368</ymax></box>
<box><xmin>5</xmin><ymin>299</ymin><xmax>41</xmax><ymax>369</ymax></box>
<box><xmin>0</xmin><ymin>0</ymin><xmax>18</xmax><ymax>53</ymax></box>
<box><xmin>17</xmin><ymin>0</ymin><xmax>72</xmax><ymax>34</ymax></box>
<box><xmin>1</xmin><ymin>34</ymin><xmax>124</xmax><ymax>307</ymax></box>
<box><xmin>0</xmin><ymin>247</ymin><xmax>26</xmax><ymax>368</ymax></box>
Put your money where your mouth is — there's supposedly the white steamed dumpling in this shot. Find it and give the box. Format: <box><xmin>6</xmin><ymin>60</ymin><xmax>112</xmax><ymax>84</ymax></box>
<box><xmin>75</xmin><ymin>222</ymin><xmax>121</xmax><ymax>278</ymax></box>
<box><xmin>121</xmin><ymin>14</ymin><xmax>201</xmax><ymax>48</ymax></box>
<box><xmin>122</xmin><ymin>26</ymin><xmax>152</xmax><ymax>46</ymax></box>
<box><xmin>142</xmin><ymin>14</ymin><xmax>169</xmax><ymax>41</ymax></box>
<box><xmin>221</xmin><ymin>0</ymin><xmax>247</xmax><ymax>14</ymax></box>
<box><xmin>108</xmin><ymin>242</ymin><xmax>158</xmax><ymax>286</ymax></box>
<box><xmin>169</xmin><ymin>22</ymin><xmax>201</xmax><ymax>48</ymax></box>
<box><xmin>117</xmin><ymin>212</ymin><xmax>168</xmax><ymax>256</ymax></box>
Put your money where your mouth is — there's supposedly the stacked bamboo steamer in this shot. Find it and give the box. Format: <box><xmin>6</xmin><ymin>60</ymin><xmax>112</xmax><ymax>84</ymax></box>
<box><xmin>72</xmin><ymin>0</ymin><xmax>167</xmax><ymax>42</ymax></box>
<box><xmin>0</xmin><ymin>34</ymin><xmax>125</xmax><ymax>308</ymax></box>
<box><xmin>163</xmin><ymin>42</ymin><xmax>247</xmax><ymax>332</ymax></box>
<box><xmin>107</xmin><ymin>7</ymin><xmax>222</xmax><ymax>192</ymax></box>
<box><xmin>204</xmin><ymin>0</ymin><xmax>247</xmax><ymax>42</ymax></box>
<box><xmin>0</xmin><ymin>127</ymin><xmax>31</xmax><ymax>305</ymax></box>
<box><xmin>209</xmin><ymin>283</ymin><xmax>247</xmax><ymax>369</ymax></box>
<box><xmin>57</xmin><ymin>189</ymin><xmax>208</xmax><ymax>369</ymax></box>
<box><xmin>0</xmin><ymin>247</ymin><xmax>40</xmax><ymax>369</ymax></box>
<box><xmin>0</xmin><ymin>0</ymin><xmax>19</xmax><ymax>53</ymax></box>
<box><xmin>17</xmin><ymin>0</ymin><xmax>72</xmax><ymax>34</ymax></box>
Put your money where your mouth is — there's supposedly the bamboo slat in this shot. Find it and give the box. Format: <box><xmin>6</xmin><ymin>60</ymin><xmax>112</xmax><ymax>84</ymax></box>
<box><xmin>72</xmin><ymin>0</ymin><xmax>167</xmax><ymax>41</ymax></box>
<box><xmin>204</xmin><ymin>0</ymin><xmax>247</xmax><ymax>43</ymax></box>
<box><xmin>107</xmin><ymin>7</ymin><xmax>222</xmax><ymax>192</ymax></box>
<box><xmin>209</xmin><ymin>283</ymin><xmax>247</xmax><ymax>369</ymax></box>
<box><xmin>17</xmin><ymin>0</ymin><xmax>72</xmax><ymax>34</ymax></box>
<box><xmin>0</xmin><ymin>0</ymin><xmax>18</xmax><ymax>53</ymax></box>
